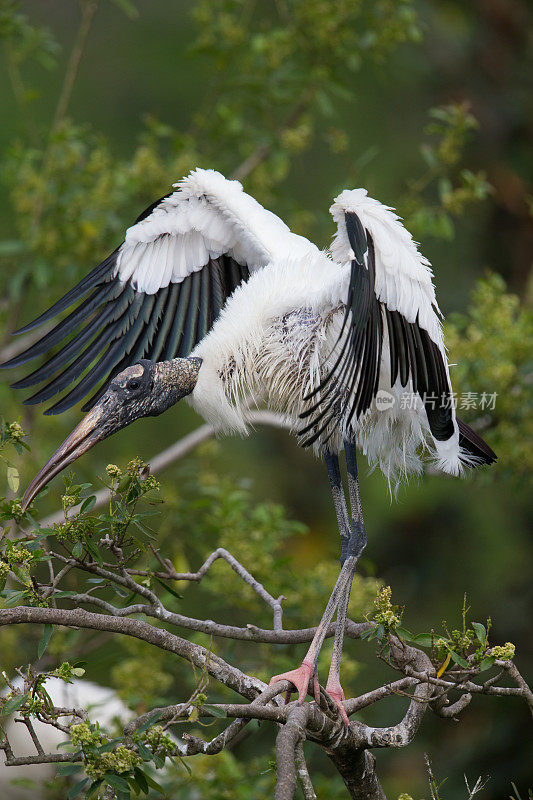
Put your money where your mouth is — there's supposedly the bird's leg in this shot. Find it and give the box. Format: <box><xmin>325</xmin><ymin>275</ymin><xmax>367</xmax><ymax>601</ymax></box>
<box><xmin>325</xmin><ymin>440</ymin><xmax>367</xmax><ymax>724</ymax></box>
<box><xmin>268</xmin><ymin>450</ymin><xmax>354</xmax><ymax>705</ymax></box>
<box><xmin>324</xmin><ymin>449</ymin><xmax>351</xmax><ymax>559</ymax></box>
<box><xmin>268</xmin><ymin>554</ymin><xmax>356</xmax><ymax>703</ymax></box>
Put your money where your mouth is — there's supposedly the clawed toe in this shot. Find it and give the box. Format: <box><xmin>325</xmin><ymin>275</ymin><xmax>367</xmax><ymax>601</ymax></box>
<box><xmin>269</xmin><ymin>659</ymin><xmax>316</xmax><ymax>704</ymax></box>
<box><xmin>325</xmin><ymin>683</ymin><xmax>350</xmax><ymax>726</ymax></box>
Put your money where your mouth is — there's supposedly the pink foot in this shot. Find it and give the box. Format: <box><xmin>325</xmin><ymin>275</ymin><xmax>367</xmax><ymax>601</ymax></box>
<box><xmin>269</xmin><ymin>659</ymin><xmax>319</xmax><ymax>704</ymax></box>
<box><xmin>325</xmin><ymin>681</ymin><xmax>351</xmax><ymax>726</ymax></box>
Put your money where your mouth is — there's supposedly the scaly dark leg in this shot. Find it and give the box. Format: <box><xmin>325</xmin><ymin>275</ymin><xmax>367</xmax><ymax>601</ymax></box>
<box><xmin>325</xmin><ymin>440</ymin><xmax>367</xmax><ymax>723</ymax></box>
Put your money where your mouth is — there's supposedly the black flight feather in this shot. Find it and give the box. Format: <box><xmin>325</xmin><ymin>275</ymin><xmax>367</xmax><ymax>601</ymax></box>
<box><xmin>4</xmin><ymin>192</ymin><xmax>255</xmax><ymax>412</ymax></box>
<box><xmin>457</xmin><ymin>418</ymin><xmax>497</xmax><ymax>465</ymax></box>
<box><xmin>12</xmin><ymin>252</ymin><xmax>118</xmax><ymax>336</ymax></box>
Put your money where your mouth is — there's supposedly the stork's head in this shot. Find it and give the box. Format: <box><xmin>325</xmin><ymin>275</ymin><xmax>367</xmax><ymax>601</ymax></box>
<box><xmin>21</xmin><ymin>357</ymin><xmax>202</xmax><ymax>511</ymax></box>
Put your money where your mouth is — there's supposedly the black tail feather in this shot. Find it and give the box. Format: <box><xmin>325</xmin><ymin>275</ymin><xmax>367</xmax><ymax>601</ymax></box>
<box><xmin>457</xmin><ymin>418</ymin><xmax>497</xmax><ymax>466</ymax></box>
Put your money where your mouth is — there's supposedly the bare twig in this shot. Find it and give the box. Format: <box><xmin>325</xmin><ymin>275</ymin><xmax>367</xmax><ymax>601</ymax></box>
<box><xmin>17</xmin><ymin>717</ymin><xmax>45</xmax><ymax>755</ymax></box>
<box><xmin>231</xmin><ymin>87</ymin><xmax>315</xmax><ymax>181</ymax></box>
<box><xmin>52</xmin><ymin>1</ymin><xmax>98</xmax><ymax>130</ymax></box>
<box><xmin>132</xmin><ymin>547</ymin><xmax>285</xmax><ymax>631</ymax></box>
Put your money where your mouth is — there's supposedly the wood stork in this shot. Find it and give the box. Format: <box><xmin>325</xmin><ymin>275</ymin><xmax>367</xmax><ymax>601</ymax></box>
<box><xmin>3</xmin><ymin>168</ymin><xmax>496</xmax><ymax>724</ymax></box>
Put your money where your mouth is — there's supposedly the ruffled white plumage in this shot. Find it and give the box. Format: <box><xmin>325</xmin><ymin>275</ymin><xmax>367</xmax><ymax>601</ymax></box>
<box><xmin>189</xmin><ymin>246</ymin><xmax>465</xmax><ymax>484</ymax></box>
<box><xmin>114</xmin><ymin>168</ymin><xmax>316</xmax><ymax>294</ymax></box>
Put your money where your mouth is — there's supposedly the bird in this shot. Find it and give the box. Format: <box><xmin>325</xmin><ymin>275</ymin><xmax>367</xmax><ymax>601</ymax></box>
<box><xmin>3</xmin><ymin>168</ymin><xmax>496</xmax><ymax>725</ymax></box>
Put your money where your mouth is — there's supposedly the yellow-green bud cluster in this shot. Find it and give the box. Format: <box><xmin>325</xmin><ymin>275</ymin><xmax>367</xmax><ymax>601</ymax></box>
<box><xmin>376</xmin><ymin>608</ymin><xmax>401</xmax><ymax>627</ymax></box>
<box><xmin>7</xmin><ymin>545</ymin><xmax>31</xmax><ymax>564</ymax></box>
<box><xmin>0</xmin><ymin>560</ymin><xmax>10</xmax><ymax>578</ymax></box>
<box><xmin>490</xmin><ymin>642</ymin><xmax>515</xmax><ymax>661</ymax></box>
<box><xmin>25</xmin><ymin>587</ymin><xmax>49</xmax><ymax>608</ymax></box>
<box><xmin>126</xmin><ymin>457</ymin><xmax>144</xmax><ymax>476</ymax></box>
<box><xmin>374</xmin><ymin>586</ymin><xmax>401</xmax><ymax>629</ymax></box>
<box><xmin>142</xmin><ymin>725</ymin><xmax>175</xmax><ymax>756</ymax></box>
<box><xmin>85</xmin><ymin>745</ymin><xmax>141</xmax><ymax>780</ymax></box>
<box><xmin>397</xmin><ymin>794</ymin><xmax>414</xmax><ymax>800</ymax></box>
<box><xmin>450</xmin><ymin>628</ymin><xmax>474</xmax><ymax>650</ymax></box>
<box><xmin>24</xmin><ymin>697</ymin><xmax>45</xmax><ymax>715</ymax></box>
<box><xmin>62</xmin><ymin>494</ymin><xmax>78</xmax><ymax>509</ymax></box>
<box><xmin>9</xmin><ymin>499</ymin><xmax>23</xmax><ymax>518</ymax></box>
<box><xmin>53</xmin><ymin>522</ymin><xmax>74</xmax><ymax>543</ymax></box>
<box><xmin>54</xmin><ymin>662</ymin><xmax>82</xmax><ymax>681</ymax></box>
<box><xmin>5</xmin><ymin>422</ymin><xmax>25</xmax><ymax>442</ymax></box>
<box><xmin>142</xmin><ymin>475</ymin><xmax>160</xmax><ymax>492</ymax></box>
<box><xmin>70</xmin><ymin>722</ymin><xmax>101</xmax><ymax>747</ymax></box>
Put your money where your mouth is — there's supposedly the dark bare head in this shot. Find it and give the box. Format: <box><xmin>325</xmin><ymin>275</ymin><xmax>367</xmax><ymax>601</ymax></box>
<box><xmin>21</xmin><ymin>357</ymin><xmax>202</xmax><ymax>511</ymax></box>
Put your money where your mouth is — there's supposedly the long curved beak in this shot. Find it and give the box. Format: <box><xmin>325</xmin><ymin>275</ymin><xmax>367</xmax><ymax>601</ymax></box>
<box><xmin>21</xmin><ymin>402</ymin><xmax>110</xmax><ymax>512</ymax></box>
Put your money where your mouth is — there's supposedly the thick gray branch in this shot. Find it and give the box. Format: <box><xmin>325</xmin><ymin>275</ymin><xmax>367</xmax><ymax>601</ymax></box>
<box><xmin>0</xmin><ymin>606</ymin><xmax>265</xmax><ymax>701</ymax></box>
<box><xmin>351</xmin><ymin>639</ymin><xmax>435</xmax><ymax>749</ymax></box>
<box><xmin>275</xmin><ymin>705</ymin><xmax>309</xmax><ymax>800</ymax></box>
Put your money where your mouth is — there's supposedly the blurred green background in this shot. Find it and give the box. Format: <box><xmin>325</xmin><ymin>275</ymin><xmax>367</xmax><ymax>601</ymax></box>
<box><xmin>0</xmin><ymin>1</ymin><xmax>531</xmax><ymax>798</ymax></box>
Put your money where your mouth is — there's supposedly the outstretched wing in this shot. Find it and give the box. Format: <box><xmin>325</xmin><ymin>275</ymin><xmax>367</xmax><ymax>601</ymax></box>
<box><xmin>300</xmin><ymin>192</ymin><xmax>496</xmax><ymax>469</ymax></box>
<box><xmin>3</xmin><ymin>168</ymin><xmax>308</xmax><ymax>415</ymax></box>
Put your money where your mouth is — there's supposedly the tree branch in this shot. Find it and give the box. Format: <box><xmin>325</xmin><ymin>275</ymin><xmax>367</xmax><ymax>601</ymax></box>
<box><xmin>0</xmin><ymin>606</ymin><xmax>266</xmax><ymax>701</ymax></box>
<box><xmin>295</xmin><ymin>741</ymin><xmax>316</xmax><ymax>800</ymax></box>
<box><xmin>275</xmin><ymin>704</ymin><xmax>309</xmax><ymax>800</ymax></box>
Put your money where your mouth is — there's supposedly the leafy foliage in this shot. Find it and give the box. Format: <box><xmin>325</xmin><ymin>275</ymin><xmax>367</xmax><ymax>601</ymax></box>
<box><xmin>445</xmin><ymin>274</ymin><xmax>533</xmax><ymax>480</ymax></box>
<box><xmin>0</xmin><ymin>1</ymin><xmax>531</xmax><ymax>798</ymax></box>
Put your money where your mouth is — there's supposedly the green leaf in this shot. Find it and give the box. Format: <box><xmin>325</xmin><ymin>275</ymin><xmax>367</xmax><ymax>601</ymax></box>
<box><xmin>85</xmin><ymin>538</ymin><xmax>103</xmax><ymax>565</ymax></box>
<box><xmin>125</xmin><ymin>774</ymin><xmax>140</xmax><ymax>794</ymax></box>
<box><xmin>395</xmin><ymin>626</ymin><xmax>413</xmax><ymax>641</ymax></box>
<box><xmin>104</xmin><ymin>773</ymin><xmax>131</xmax><ymax>792</ymax></box>
<box><xmin>203</xmin><ymin>704</ymin><xmax>226</xmax><ymax>718</ymax></box>
<box><xmin>38</xmin><ymin>624</ymin><xmax>54</xmax><ymax>658</ymax></box>
<box><xmin>67</xmin><ymin>777</ymin><xmax>90</xmax><ymax>799</ymax></box>
<box><xmin>57</xmin><ymin>763</ymin><xmax>82</xmax><ymax>776</ymax></box>
<box><xmin>72</xmin><ymin>541</ymin><xmax>83</xmax><ymax>559</ymax></box>
<box><xmin>478</xmin><ymin>656</ymin><xmax>496</xmax><ymax>671</ymax></box>
<box><xmin>2</xmin><ymin>693</ymin><xmax>28</xmax><ymax>715</ymax></box>
<box><xmin>412</xmin><ymin>633</ymin><xmax>434</xmax><ymax>647</ymax></box>
<box><xmin>86</xmin><ymin>779</ymin><xmax>104</xmax><ymax>799</ymax></box>
<box><xmin>142</xmin><ymin>771</ymin><xmax>166</xmax><ymax>795</ymax></box>
<box><xmin>80</xmin><ymin>495</ymin><xmax>96</xmax><ymax>514</ymax></box>
<box><xmin>136</xmin><ymin>743</ymin><xmax>152</xmax><ymax>761</ymax></box>
<box><xmin>98</xmin><ymin>738</ymin><xmax>123</xmax><ymax>753</ymax></box>
<box><xmin>134</xmin><ymin>768</ymin><xmax>149</xmax><ymax>793</ymax></box>
<box><xmin>171</xmin><ymin>755</ymin><xmax>191</xmax><ymax>775</ymax></box>
<box><xmin>449</xmin><ymin>650</ymin><xmax>470</xmax><ymax>669</ymax></box>
<box><xmin>7</xmin><ymin>466</ymin><xmax>19</xmax><ymax>493</ymax></box>
<box><xmin>471</xmin><ymin>622</ymin><xmax>486</xmax><ymax>644</ymax></box>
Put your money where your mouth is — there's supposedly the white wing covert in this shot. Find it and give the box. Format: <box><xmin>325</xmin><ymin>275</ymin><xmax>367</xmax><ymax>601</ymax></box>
<box><xmin>301</xmin><ymin>190</ymin><xmax>455</xmax><ymax>447</ymax></box>
<box><xmin>300</xmin><ymin>190</ymin><xmax>496</xmax><ymax>471</ymax></box>
<box><xmin>4</xmin><ymin>169</ymin><xmax>306</xmax><ymax>414</ymax></box>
